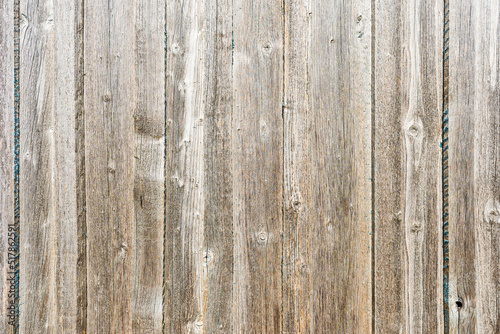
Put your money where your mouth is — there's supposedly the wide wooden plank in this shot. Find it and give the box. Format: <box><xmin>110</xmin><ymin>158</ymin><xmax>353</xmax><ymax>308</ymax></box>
<box><xmin>0</xmin><ymin>0</ymin><xmax>15</xmax><ymax>331</ymax></box>
<box><xmin>231</xmin><ymin>0</ymin><xmax>283</xmax><ymax>332</ymax></box>
<box><xmin>283</xmin><ymin>0</ymin><xmax>311</xmax><ymax>332</ymax></box>
<box><xmin>19</xmin><ymin>0</ymin><xmax>80</xmax><ymax>331</ymax></box>
<box><xmin>449</xmin><ymin>0</ymin><xmax>500</xmax><ymax>332</ymax></box>
<box><xmin>164</xmin><ymin>0</ymin><xmax>208</xmax><ymax>331</ymax></box>
<box><xmin>374</xmin><ymin>0</ymin><xmax>443</xmax><ymax>332</ymax></box>
<box><xmin>84</xmin><ymin>0</ymin><xmax>136</xmax><ymax>331</ymax></box>
<box><xmin>307</xmin><ymin>0</ymin><xmax>372</xmax><ymax>332</ymax></box>
<box><xmin>132</xmin><ymin>0</ymin><xmax>165</xmax><ymax>332</ymax></box>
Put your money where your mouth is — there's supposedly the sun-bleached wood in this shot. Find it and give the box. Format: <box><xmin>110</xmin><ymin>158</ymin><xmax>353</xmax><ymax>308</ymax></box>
<box><xmin>19</xmin><ymin>0</ymin><xmax>80</xmax><ymax>331</ymax></box>
<box><xmin>132</xmin><ymin>0</ymin><xmax>165</xmax><ymax>332</ymax></box>
<box><xmin>164</xmin><ymin>0</ymin><xmax>208</xmax><ymax>331</ymax></box>
<box><xmin>231</xmin><ymin>0</ymin><xmax>284</xmax><ymax>332</ymax></box>
<box><xmin>449</xmin><ymin>0</ymin><xmax>500</xmax><ymax>332</ymax></box>
<box><xmin>84</xmin><ymin>0</ymin><xmax>136</xmax><ymax>331</ymax></box>
<box><xmin>374</xmin><ymin>0</ymin><xmax>443</xmax><ymax>332</ymax></box>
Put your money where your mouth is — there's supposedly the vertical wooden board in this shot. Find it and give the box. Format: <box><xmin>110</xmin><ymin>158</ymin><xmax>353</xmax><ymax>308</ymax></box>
<box><xmin>164</xmin><ymin>0</ymin><xmax>207</xmax><ymax>331</ymax></box>
<box><xmin>75</xmin><ymin>0</ymin><xmax>86</xmax><ymax>331</ymax></box>
<box><xmin>374</xmin><ymin>0</ymin><xmax>443</xmax><ymax>332</ymax></box>
<box><xmin>231</xmin><ymin>0</ymin><xmax>283</xmax><ymax>332</ymax></box>
<box><xmin>19</xmin><ymin>0</ymin><xmax>81</xmax><ymax>332</ymax></box>
<box><xmin>473</xmin><ymin>1</ymin><xmax>500</xmax><ymax>329</ymax></box>
<box><xmin>283</xmin><ymin>0</ymin><xmax>311</xmax><ymax>332</ymax></box>
<box><xmin>0</xmin><ymin>0</ymin><xmax>14</xmax><ymax>331</ymax></box>
<box><xmin>202</xmin><ymin>0</ymin><xmax>234</xmax><ymax>332</ymax></box>
<box><xmin>132</xmin><ymin>0</ymin><xmax>165</xmax><ymax>332</ymax></box>
<box><xmin>449</xmin><ymin>0</ymin><xmax>500</xmax><ymax>332</ymax></box>
<box><xmin>308</xmin><ymin>0</ymin><xmax>371</xmax><ymax>331</ymax></box>
<box><xmin>19</xmin><ymin>0</ymin><xmax>55</xmax><ymax>330</ymax></box>
<box><xmin>84</xmin><ymin>0</ymin><xmax>136</xmax><ymax>331</ymax></box>
<box><xmin>448</xmin><ymin>0</ymin><xmax>476</xmax><ymax>331</ymax></box>
<box><xmin>53</xmin><ymin>0</ymin><xmax>79</xmax><ymax>331</ymax></box>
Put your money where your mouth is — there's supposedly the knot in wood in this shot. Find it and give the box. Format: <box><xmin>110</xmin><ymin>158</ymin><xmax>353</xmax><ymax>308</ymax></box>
<box><xmin>257</xmin><ymin>231</ymin><xmax>268</xmax><ymax>244</ymax></box>
<box><xmin>262</xmin><ymin>42</ymin><xmax>272</xmax><ymax>54</ymax></box>
<box><xmin>484</xmin><ymin>198</ymin><xmax>500</xmax><ymax>225</ymax></box>
<box><xmin>409</xmin><ymin>221</ymin><xmax>422</xmax><ymax>233</ymax></box>
<box><xmin>102</xmin><ymin>94</ymin><xmax>112</xmax><ymax>103</ymax></box>
<box><xmin>203</xmin><ymin>248</ymin><xmax>214</xmax><ymax>265</ymax></box>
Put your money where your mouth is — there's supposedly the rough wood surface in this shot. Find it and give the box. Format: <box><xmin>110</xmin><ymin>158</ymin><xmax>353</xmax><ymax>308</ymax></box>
<box><xmin>202</xmin><ymin>0</ymin><xmax>234</xmax><ymax>331</ymax></box>
<box><xmin>84</xmin><ymin>0</ymin><xmax>136</xmax><ymax>330</ymax></box>
<box><xmin>449</xmin><ymin>0</ymin><xmax>500</xmax><ymax>332</ymax></box>
<box><xmin>132</xmin><ymin>0</ymin><xmax>165</xmax><ymax>332</ymax></box>
<box><xmin>164</xmin><ymin>0</ymin><xmax>209</xmax><ymax>331</ymax></box>
<box><xmin>282</xmin><ymin>0</ymin><xmax>311</xmax><ymax>332</ymax></box>
<box><xmin>374</xmin><ymin>0</ymin><xmax>443</xmax><ymax>332</ymax></box>
<box><xmin>232</xmin><ymin>0</ymin><xmax>283</xmax><ymax>332</ymax></box>
<box><xmin>0</xmin><ymin>0</ymin><xmax>14</xmax><ymax>331</ymax></box>
<box><xmin>18</xmin><ymin>0</ymin><xmax>80</xmax><ymax>331</ymax></box>
<box><xmin>3</xmin><ymin>0</ymin><xmax>500</xmax><ymax>332</ymax></box>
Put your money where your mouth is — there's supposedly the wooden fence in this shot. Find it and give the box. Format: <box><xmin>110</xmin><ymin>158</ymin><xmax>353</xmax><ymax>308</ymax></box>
<box><xmin>0</xmin><ymin>0</ymin><xmax>498</xmax><ymax>332</ymax></box>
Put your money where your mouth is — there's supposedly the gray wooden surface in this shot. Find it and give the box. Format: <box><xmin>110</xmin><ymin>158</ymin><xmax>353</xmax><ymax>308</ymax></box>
<box><xmin>0</xmin><ymin>0</ymin><xmax>499</xmax><ymax>333</ymax></box>
<box><xmin>449</xmin><ymin>0</ymin><xmax>500</xmax><ymax>332</ymax></box>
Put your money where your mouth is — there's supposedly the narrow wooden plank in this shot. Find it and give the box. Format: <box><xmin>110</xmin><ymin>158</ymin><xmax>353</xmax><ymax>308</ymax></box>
<box><xmin>449</xmin><ymin>0</ymin><xmax>500</xmax><ymax>332</ymax></box>
<box><xmin>19</xmin><ymin>0</ymin><xmax>54</xmax><ymax>329</ymax></box>
<box><xmin>448</xmin><ymin>0</ymin><xmax>476</xmax><ymax>331</ymax></box>
<box><xmin>18</xmin><ymin>0</ymin><xmax>81</xmax><ymax>331</ymax></box>
<box><xmin>231</xmin><ymin>0</ymin><xmax>283</xmax><ymax>332</ymax></box>
<box><xmin>19</xmin><ymin>0</ymin><xmax>80</xmax><ymax>330</ymax></box>
<box><xmin>84</xmin><ymin>0</ymin><xmax>136</xmax><ymax>330</ymax></box>
<box><xmin>307</xmin><ymin>0</ymin><xmax>372</xmax><ymax>331</ymax></box>
<box><xmin>164</xmin><ymin>0</ymin><xmax>207</xmax><ymax>331</ymax></box>
<box><xmin>282</xmin><ymin>0</ymin><xmax>311</xmax><ymax>332</ymax></box>
<box><xmin>132</xmin><ymin>0</ymin><xmax>165</xmax><ymax>332</ymax></box>
<box><xmin>52</xmin><ymin>0</ymin><xmax>79</xmax><ymax>331</ymax></box>
<box><xmin>0</xmin><ymin>0</ymin><xmax>15</xmax><ymax>331</ymax></box>
<box><xmin>75</xmin><ymin>0</ymin><xmax>86</xmax><ymax>331</ymax></box>
<box><xmin>202</xmin><ymin>0</ymin><xmax>234</xmax><ymax>331</ymax></box>
<box><xmin>374</xmin><ymin>0</ymin><xmax>443</xmax><ymax>332</ymax></box>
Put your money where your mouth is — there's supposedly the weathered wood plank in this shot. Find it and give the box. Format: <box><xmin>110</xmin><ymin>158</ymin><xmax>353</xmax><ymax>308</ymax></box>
<box><xmin>448</xmin><ymin>0</ymin><xmax>476</xmax><ymax>330</ymax></box>
<box><xmin>164</xmin><ymin>0</ymin><xmax>207</xmax><ymax>331</ymax></box>
<box><xmin>0</xmin><ymin>0</ymin><xmax>14</xmax><ymax>331</ymax></box>
<box><xmin>202</xmin><ymin>0</ymin><xmax>234</xmax><ymax>332</ymax></box>
<box><xmin>231</xmin><ymin>0</ymin><xmax>283</xmax><ymax>332</ymax></box>
<box><xmin>19</xmin><ymin>0</ymin><xmax>54</xmax><ymax>329</ymax></box>
<box><xmin>449</xmin><ymin>0</ymin><xmax>500</xmax><ymax>332</ymax></box>
<box><xmin>283</xmin><ymin>0</ymin><xmax>311</xmax><ymax>332</ymax></box>
<box><xmin>75</xmin><ymin>0</ymin><xmax>86</xmax><ymax>331</ymax></box>
<box><xmin>84</xmin><ymin>0</ymin><xmax>136</xmax><ymax>330</ymax></box>
<box><xmin>308</xmin><ymin>0</ymin><xmax>372</xmax><ymax>332</ymax></box>
<box><xmin>374</xmin><ymin>0</ymin><xmax>443</xmax><ymax>332</ymax></box>
<box><xmin>132</xmin><ymin>0</ymin><xmax>165</xmax><ymax>332</ymax></box>
<box><xmin>52</xmin><ymin>0</ymin><xmax>79</xmax><ymax>331</ymax></box>
<box><xmin>19</xmin><ymin>0</ymin><xmax>80</xmax><ymax>331</ymax></box>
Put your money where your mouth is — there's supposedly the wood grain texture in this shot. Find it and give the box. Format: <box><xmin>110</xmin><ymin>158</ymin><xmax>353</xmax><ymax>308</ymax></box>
<box><xmin>0</xmin><ymin>0</ymin><xmax>14</xmax><ymax>331</ymax></box>
<box><xmin>374</xmin><ymin>0</ymin><xmax>443</xmax><ymax>332</ymax></box>
<box><xmin>448</xmin><ymin>0</ymin><xmax>476</xmax><ymax>331</ymax></box>
<box><xmin>84</xmin><ymin>0</ymin><xmax>136</xmax><ymax>330</ymax></box>
<box><xmin>232</xmin><ymin>0</ymin><xmax>283</xmax><ymax>332</ymax></box>
<box><xmin>164</xmin><ymin>0</ymin><xmax>207</xmax><ymax>331</ymax></box>
<box><xmin>132</xmin><ymin>0</ymin><xmax>165</xmax><ymax>332</ymax></box>
<box><xmin>283</xmin><ymin>0</ymin><xmax>311</xmax><ymax>332</ymax></box>
<box><xmin>19</xmin><ymin>0</ymin><xmax>80</xmax><ymax>331</ymax></box>
<box><xmin>202</xmin><ymin>0</ymin><xmax>234</xmax><ymax>331</ymax></box>
<box><xmin>449</xmin><ymin>0</ymin><xmax>500</xmax><ymax>332</ymax></box>
<box><xmin>308</xmin><ymin>0</ymin><xmax>372</xmax><ymax>332</ymax></box>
